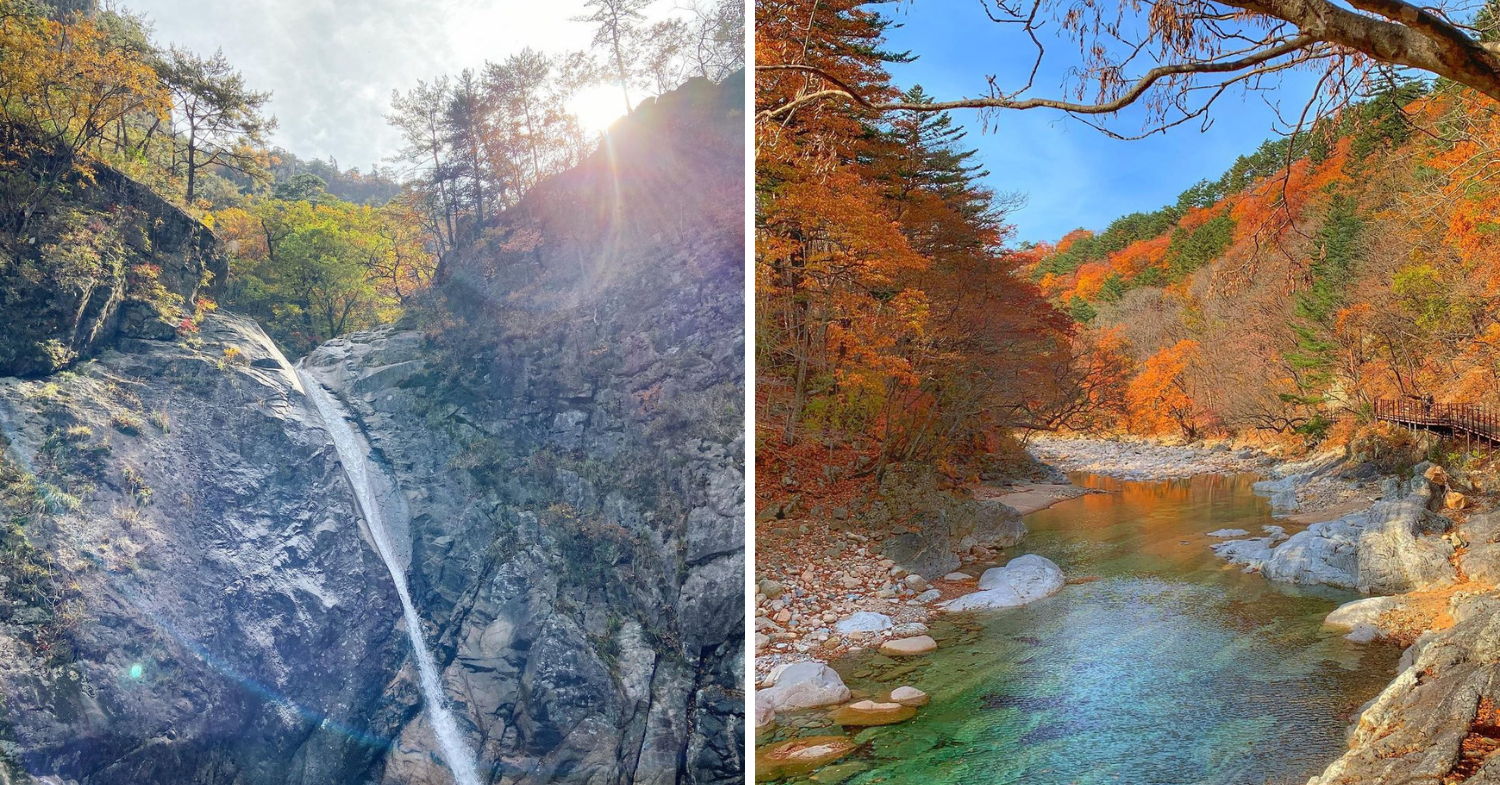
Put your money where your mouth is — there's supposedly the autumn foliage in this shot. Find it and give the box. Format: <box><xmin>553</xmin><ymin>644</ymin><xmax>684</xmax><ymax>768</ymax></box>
<box><xmin>756</xmin><ymin>0</ymin><xmax>1083</xmax><ymax>490</ymax></box>
<box><xmin>1025</xmin><ymin>78</ymin><xmax>1500</xmax><ymax>445</ymax></box>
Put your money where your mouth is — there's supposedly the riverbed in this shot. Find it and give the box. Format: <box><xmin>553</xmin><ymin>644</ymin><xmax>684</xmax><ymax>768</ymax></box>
<box><xmin>760</xmin><ymin>472</ymin><xmax>1401</xmax><ymax>784</ymax></box>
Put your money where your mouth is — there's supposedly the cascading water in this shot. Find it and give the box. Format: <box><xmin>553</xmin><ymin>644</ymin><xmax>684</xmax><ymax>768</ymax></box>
<box><xmin>296</xmin><ymin>367</ymin><xmax>481</xmax><ymax>785</ymax></box>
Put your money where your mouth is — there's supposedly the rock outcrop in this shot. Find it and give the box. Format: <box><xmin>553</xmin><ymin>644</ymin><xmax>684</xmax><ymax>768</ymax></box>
<box><xmin>1309</xmin><ymin>593</ymin><xmax>1500</xmax><ymax>784</ymax></box>
<box><xmin>0</xmin><ymin>144</ymin><xmax>225</xmax><ymax>377</ymax></box>
<box><xmin>1214</xmin><ymin>464</ymin><xmax>1456</xmax><ymax>594</ymax></box>
<box><xmin>872</xmin><ymin>465</ymin><xmax>1027</xmax><ymax>577</ymax></box>
<box><xmin>0</xmin><ymin>313</ymin><xmax>407</xmax><ymax>785</ymax></box>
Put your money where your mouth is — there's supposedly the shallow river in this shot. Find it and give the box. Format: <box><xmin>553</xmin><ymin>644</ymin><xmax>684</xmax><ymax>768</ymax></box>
<box><xmin>768</xmin><ymin>473</ymin><xmax>1402</xmax><ymax>785</ymax></box>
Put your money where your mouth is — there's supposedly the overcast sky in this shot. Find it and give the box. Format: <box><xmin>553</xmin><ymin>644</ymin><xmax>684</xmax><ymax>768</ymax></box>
<box><xmin>122</xmin><ymin>0</ymin><xmax>609</xmax><ymax>172</ymax></box>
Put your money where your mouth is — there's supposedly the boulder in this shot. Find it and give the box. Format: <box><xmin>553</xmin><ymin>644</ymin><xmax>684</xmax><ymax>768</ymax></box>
<box><xmin>943</xmin><ymin>572</ymin><xmax>975</xmax><ymax>583</ymax></box>
<box><xmin>833</xmin><ymin>611</ymin><xmax>893</xmax><ymax>634</ymax></box>
<box><xmin>829</xmin><ymin>700</ymin><xmax>918</xmax><ymax>726</ymax></box>
<box><xmin>965</xmin><ymin>554</ymin><xmax>1066</xmax><ymax>598</ymax></box>
<box><xmin>756</xmin><ymin>661</ymin><xmax>851</xmax><ymax>712</ymax></box>
<box><xmin>879</xmin><ymin>636</ymin><xmax>937</xmax><ymax>656</ymax></box>
<box><xmin>1325</xmin><ymin>596</ymin><xmax>1407</xmax><ymax>642</ymax></box>
<box><xmin>914</xmin><ymin>588</ymin><xmax>942</xmax><ymax>603</ymax></box>
<box><xmin>942</xmin><ymin>554</ymin><xmax>1066</xmax><ymax>611</ymax></box>
<box><xmin>904</xmin><ymin>574</ymin><xmax>930</xmax><ymax>592</ymax></box>
<box><xmin>889</xmin><ymin>686</ymin><xmax>930</xmax><ymax>707</ymax></box>
<box><xmin>1207</xmin><ymin>528</ymin><xmax>1250</xmax><ymax>538</ymax></box>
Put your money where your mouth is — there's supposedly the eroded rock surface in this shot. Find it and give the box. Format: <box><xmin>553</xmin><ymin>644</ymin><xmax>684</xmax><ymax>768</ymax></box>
<box><xmin>1309</xmin><ymin>593</ymin><xmax>1500</xmax><ymax>784</ymax></box>
<box><xmin>0</xmin><ymin>313</ymin><xmax>407</xmax><ymax>785</ymax></box>
<box><xmin>1215</xmin><ymin>465</ymin><xmax>1456</xmax><ymax>594</ymax></box>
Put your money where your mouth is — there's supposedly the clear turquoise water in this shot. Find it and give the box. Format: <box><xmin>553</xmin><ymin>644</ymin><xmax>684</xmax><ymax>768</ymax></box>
<box><xmin>763</xmin><ymin>473</ymin><xmax>1401</xmax><ymax>785</ymax></box>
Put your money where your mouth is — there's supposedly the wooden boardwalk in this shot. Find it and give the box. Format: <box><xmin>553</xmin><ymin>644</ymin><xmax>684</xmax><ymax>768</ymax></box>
<box><xmin>1373</xmin><ymin>398</ymin><xmax>1500</xmax><ymax>446</ymax></box>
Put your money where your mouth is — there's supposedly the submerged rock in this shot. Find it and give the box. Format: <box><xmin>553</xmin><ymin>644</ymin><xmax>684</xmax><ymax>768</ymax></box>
<box><xmin>1325</xmin><ymin>596</ymin><xmax>1408</xmax><ymax>642</ymax></box>
<box><xmin>829</xmin><ymin>700</ymin><xmax>918</xmax><ymax>726</ymax></box>
<box><xmin>879</xmin><ymin>635</ymin><xmax>937</xmax><ymax>656</ymax></box>
<box><xmin>755</xmin><ymin>737</ymin><xmax>859</xmax><ymax>782</ymax></box>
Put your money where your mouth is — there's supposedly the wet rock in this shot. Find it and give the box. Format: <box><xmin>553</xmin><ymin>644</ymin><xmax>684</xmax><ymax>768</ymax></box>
<box><xmin>889</xmin><ymin>686</ymin><xmax>930</xmax><ymax>707</ymax></box>
<box><xmin>756</xmin><ymin>737</ymin><xmax>859</xmax><ymax>782</ymax></box>
<box><xmin>878</xmin><ymin>636</ymin><xmax>937</xmax><ymax>656</ymax></box>
<box><xmin>829</xmin><ymin>700</ymin><xmax>917</xmax><ymax>726</ymax></box>
<box><xmin>757</xmin><ymin>662</ymin><xmax>851</xmax><ymax>712</ymax></box>
<box><xmin>1325</xmin><ymin>596</ymin><xmax>1406</xmax><ymax>642</ymax></box>
<box><xmin>1207</xmin><ymin>528</ymin><xmax>1249</xmax><ymax>538</ymax></box>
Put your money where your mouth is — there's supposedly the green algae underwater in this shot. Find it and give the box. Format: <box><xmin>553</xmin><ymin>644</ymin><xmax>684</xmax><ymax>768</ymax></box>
<box><xmin>758</xmin><ymin>473</ymin><xmax>1402</xmax><ymax>785</ymax></box>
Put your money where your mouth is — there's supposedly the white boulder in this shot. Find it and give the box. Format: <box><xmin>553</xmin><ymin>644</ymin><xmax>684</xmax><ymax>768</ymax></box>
<box><xmin>940</xmin><ymin>554</ymin><xmax>1064</xmax><ymax>611</ymax></box>
<box><xmin>756</xmin><ymin>661</ymin><xmax>851</xmax><ymax>713</ymax></box>
<box><xmin>833</xmin><ymin>611</ymin><xmax>893</xmax><ymax>634</ymax></box>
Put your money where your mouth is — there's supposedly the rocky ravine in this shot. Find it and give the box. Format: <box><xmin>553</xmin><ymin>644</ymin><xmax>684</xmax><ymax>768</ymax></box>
<box><xmin>0</xmin><ymin>74</ymin><xmax>744</xmax><ymax>784</ymax></box>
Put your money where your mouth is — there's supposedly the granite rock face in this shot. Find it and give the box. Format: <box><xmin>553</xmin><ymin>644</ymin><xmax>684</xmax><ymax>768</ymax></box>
<box><xmin>1309</xmin><ymin>593</ymin><xmax>1500</xmax><ymax>784</ymax></box>
<box><xmin>1214</xmin><ymin>465</ymin><xmax>1456</xmax><ymax>595</ymax></box>
<box><xmin>0</xmin><ymin>313</ymin><xmax>408</xmax><ymax>785</ymax></box>
<box><xmin>0</xmin><ymin>73</ymin><xmax>745</xmax><ymax>784</ymax></box>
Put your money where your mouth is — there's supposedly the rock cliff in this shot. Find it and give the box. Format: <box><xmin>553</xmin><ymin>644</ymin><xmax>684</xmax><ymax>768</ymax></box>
<box><xmin>0</xmin><ymin>72</ymin><xmax>744</xmax><ymax>784</ymax></box>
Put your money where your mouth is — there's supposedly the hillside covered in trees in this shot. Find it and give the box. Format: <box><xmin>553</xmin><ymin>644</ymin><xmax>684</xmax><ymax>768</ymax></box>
<box><xmin>756</xmin><ymin>4</ymin><xmax>1079</xmax><ymax>502</ymax></box>
<box><xmin>1030</xmin><ymin>79</ymin><xmax>1500</xmax><ymax>447</ymax></box>
<box><xmin>1</xmin><ymin>0</ymin><xmax>743</xmax><ymax>363</ymax></box>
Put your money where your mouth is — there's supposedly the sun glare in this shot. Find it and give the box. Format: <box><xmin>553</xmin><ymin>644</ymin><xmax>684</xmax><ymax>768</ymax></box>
<box><xmin>569</xmin><ymin>84</ymin><xmax>630</xmax><ymax>134</ymax></box>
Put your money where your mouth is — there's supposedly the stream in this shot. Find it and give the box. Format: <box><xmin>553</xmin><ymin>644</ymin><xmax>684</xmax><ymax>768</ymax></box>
<box><xmin>768</xmin><ymin>472</ymin><xmax>1401</xmax><ymax>785</ymax></box>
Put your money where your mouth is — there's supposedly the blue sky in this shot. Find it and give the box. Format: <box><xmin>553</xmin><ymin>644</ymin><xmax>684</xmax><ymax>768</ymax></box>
<box><xmin>881</xmin><ymin>5</ymin><xmax>1323</xmax><ymax>244</ymax></box>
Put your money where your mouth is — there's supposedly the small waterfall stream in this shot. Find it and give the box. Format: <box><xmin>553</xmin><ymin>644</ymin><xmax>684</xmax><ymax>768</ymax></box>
<box><xmin>296</xmin><ymin>367</ymin><xmax>481</xmax><ymax>785</ymax></box>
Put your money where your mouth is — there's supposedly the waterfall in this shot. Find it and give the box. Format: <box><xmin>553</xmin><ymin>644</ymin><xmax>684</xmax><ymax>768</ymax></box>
<box><xmin>296</xmin><ymin>368</ymin><xmax>481</xmax><ymax>785</ymax></box>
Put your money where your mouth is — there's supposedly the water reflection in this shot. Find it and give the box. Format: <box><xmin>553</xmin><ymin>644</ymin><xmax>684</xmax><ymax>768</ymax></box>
<box><xmin>763</xmin><ymin>473</ymin><xmax>1400</xmax><ymax>785</ymax></box>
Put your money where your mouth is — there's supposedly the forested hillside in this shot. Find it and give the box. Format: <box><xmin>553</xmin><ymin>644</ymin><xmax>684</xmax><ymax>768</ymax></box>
<box><xmin>0</xmin><ymin>0</ymin><xmax>743</xmax><ymax>362</ymax></box>
<box><xmin>1031</xmin><ymin>80</ymin><xmax>1500</xmax><ymax>447</ymax></box>
<box><xmin>756</xmin><ymin>2</ymin><xmax>1080</xmax><ymax>502</ymax></box>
